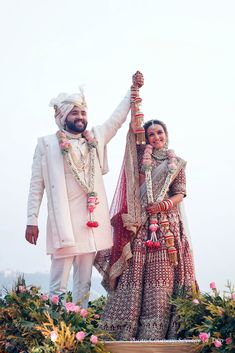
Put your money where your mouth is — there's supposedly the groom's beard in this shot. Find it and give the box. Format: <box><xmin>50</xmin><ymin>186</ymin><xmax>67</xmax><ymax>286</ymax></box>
<box><xmin>65</xmin><ymin>119</ymin><xmax>88</xmax><ymax>133</ymax></box>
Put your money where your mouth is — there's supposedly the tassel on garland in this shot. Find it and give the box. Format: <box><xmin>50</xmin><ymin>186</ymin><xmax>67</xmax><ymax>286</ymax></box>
<box><xmin>160</xmin><ymin>214</ymin><xmax>178</xmax><ymax>266</ymax></box>
<box><xmin>145</xmin><ymin>216</ymin><xmax>161</xmax><ymax>249</ymax></box>
<box><xmin>86</xmin><ymin>193</ymin><xmax>99</xmax><ymax>228</ymax></box>
<box><xmin>168</xmin><ymin>247</ymin><xmax>178</xmax><ymax>265</ymax></box>
<box><xmin>136</xmin><ymin>131</ymin><xmax>146</xmax><ymax>145</ymax></box>
<box><xmin>134</xmin><ymin>112</ymin><xmax>146</xmax><ymax>145</ymax></box>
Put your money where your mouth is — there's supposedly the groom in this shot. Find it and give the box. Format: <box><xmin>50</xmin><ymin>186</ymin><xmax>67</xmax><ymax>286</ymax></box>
<box><xmin>25</xmin><ymin>71</ymin><xmax>144</xmax><ymax>306</ymax></box>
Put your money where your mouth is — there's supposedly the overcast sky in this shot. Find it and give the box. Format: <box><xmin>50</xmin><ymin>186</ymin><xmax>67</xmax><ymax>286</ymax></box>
<box><xmin>0</xmin><ymin>0</ymin><xmax>234</xmax><ymax>292</ymax></box>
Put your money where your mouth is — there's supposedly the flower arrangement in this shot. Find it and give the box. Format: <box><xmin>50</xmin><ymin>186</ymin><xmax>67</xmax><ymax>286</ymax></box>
<box><xmin>0</xmin><ymin>276</ymin><xmax>109</xmax><ymax>353</ymax></box>
<box><xmin>171</xmin><ymin>281</ymin><xmax>235</xmax><ymax>352</ymax></box>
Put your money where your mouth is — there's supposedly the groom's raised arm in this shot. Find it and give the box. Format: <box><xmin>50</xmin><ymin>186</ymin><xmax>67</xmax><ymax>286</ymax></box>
<box><xmin>93</xmin><ymin>71</ymin><xmax>144</xmax><ymax>145</ymax></box>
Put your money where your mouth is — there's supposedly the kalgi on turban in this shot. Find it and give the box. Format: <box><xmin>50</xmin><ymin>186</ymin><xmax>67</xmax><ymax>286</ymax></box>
<box><xmin>49</xmin><ymin>91</ymin><xmax>87</xmax><ymax>129</ymax></box>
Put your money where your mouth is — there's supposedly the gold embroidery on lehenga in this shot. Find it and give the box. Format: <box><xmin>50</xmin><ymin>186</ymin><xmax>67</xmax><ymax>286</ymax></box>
<box><xmin>99</xmin><ymin>152</ymin><xmax>196</xmax><ymax>340</ymax></box>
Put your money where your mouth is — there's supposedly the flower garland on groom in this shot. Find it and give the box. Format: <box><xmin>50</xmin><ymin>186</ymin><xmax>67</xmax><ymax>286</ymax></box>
<box><xmin>25</xmin><ymin>71</ymin><xmax>144</xmax><ymax>306</ymax></box>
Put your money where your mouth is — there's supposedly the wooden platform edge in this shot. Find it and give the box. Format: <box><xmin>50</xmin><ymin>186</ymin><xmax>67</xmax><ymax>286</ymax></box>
<box><xmin>104</xmin><ymin>340</ymin><xmax>200</xmax><ymax>353</ymax></box>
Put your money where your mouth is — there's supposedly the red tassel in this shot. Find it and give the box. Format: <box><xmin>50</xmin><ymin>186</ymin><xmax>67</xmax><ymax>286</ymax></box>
<box><xmin>86</xmin><ymin>221</ymin><xmax>99</xmax><ymax>228</ymax></box>
<box><xmin>145</xmin><ymin>240</ymin><xmax>154</xmax><ymax>248</ymax></box>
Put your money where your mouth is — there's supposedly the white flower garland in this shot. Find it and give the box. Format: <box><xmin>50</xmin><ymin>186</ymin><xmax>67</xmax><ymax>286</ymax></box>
<box><xmin>142</xmin><ymin>144</ymin><xmax>179</xmax><ymax>264</ymax></box>
<box><xmin>56</xmin><ymin>130</ymin><xmax>99</xmax><ymax>228</ymax></box>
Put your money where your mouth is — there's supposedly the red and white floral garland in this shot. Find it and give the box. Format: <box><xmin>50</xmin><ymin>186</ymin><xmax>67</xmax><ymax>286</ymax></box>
<box><xmin>142</xmin><ymin>144</ymin><xmax>179</xmax><ymax>264</ymax></box>
<box><xmin>56</xmin><ymin>130</ymin><xmax>99</xmax><ymax>228</ymax></box>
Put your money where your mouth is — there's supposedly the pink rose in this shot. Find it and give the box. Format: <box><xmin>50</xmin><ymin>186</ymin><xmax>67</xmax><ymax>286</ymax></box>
<box><xmin>199</xmin><ymin>332</ymin><xmax>209</xmax><ymax>342</ymax></box>
<box><xmin>80</xmin><ymin>308</ymin><xmax>88</xmax><ymax>317</ymax></box>
<box><xmin>143</xmin><ymin>155</ymin><xmax>151</xmax><ymax>160</ymax></box>
<box><xmin>210</xmin><ymin>282</ymin><xmax>216</xmax><ymax>289</ymax></box>
<box><xmin>149</xmin><ymin>224</ymin><xmax>158</xmax><ymax>232</ymax></box>
<box><xmin>143</xmin><ymin>150</ymin><xmax>151</xmax><ymax>156</ymax></box>
<box><xmin>64</xmin><ymin>302</ymin><xmax>80</xmax><ymax>313</ymax></box>
<box><xmin>192</xmin><ymin>298</ymin><xmax>199</xmax><ymax>305</ymax></box>
<box><xmin>57</xmin><ymin>131</ymin><xmax>66</xmax><ymax>139</ymax></box>
<box><xmin>18</xmin><ymin>285</ymin><xmax>26</xmax><ymax>293</ymax></box>
<box><xmin>144</xmin><ymin>144</ymin><xmax>153</xmax><ymax>152</ymax></box>
<box><xmin>226</xmin><ymin>337</ymin><xmax>232</xmax><ymax>345</ymax></box>
<box><xmin>65</xmin><ymin>302</ymin><xmax>75</xmax><ymax>312</ymax></box>
<box><xmin>90</xmin><ymin>335</ymin><xmax>98</xmax><ymax>344</ymax></box>
<box><xmin>50</xmin><ymin>331</ymin><xmax>58</xmax><ymax>342</ymax></box>
<box><xmin>73</xmin><ymin>305</ymin><xmax>80</xmax><ymax>313</ymax></box>
<box><xmin>94</xmin><ymin>314</ymin><xmax>100</xmax><ymax>319</ymax></box>
<box><xmin>88</xmin><ymin>197</ymin><xmax>96</xmax><ymax>203</ymax></box>
<box><xmin>88</xmin><ymin>205</ymin><xmax>95</xmax><ymax>212</ymax></box>
<box><xmin>51</xmin><ymin>295</ymin><xmax>59</xmax><ymax>305</ymax></box>
<box><xmin>60</xmin><ymin>141</ymin><xmax>70</xmax><ymax>149</ymax></box>
<box><xmin>168</xmin><ymin>163</ymin><xmax>177</xmax><ymax>171</ymax></box>
<box><xmin>167</xmin><ymin>149</ymin><xmax>175</xmax><ymax>156</ymax></box>
<box><xmin>76</xmin><ymin>331</ymin><xmax>85</xmax><ymax>342</ymax></box>
<box><xmin>214</xmin><ymin>340</ymin><xmax>222</xmax><ymax>348</ymax></box>
<box><xmin>41</xmin><ymin>294</ymin><xmax>48</xmax><ymax>301</ymax></box>
<box><xmin>82</xmin><ymin>130</ymin><xmax>96</xmax><ymax>144</ymax></box>
<box><xmin>232</xmin><ymin>293</ymin><xmax>235</xmax><ymax>301</ymax></box>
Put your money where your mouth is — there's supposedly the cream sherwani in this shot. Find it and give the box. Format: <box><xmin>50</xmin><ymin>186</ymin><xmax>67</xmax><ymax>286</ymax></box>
<box><xmin>27</xmin><ymin>91</ymin><xmax>131</xmax><ymax>304</ymax></box>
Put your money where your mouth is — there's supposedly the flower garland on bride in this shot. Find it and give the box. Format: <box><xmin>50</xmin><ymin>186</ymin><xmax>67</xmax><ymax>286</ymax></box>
<box><xmin>142</xmin><ymin>144</ymin><xmax>179</xmax><ymax>265</ymax></box>
<box><xmin>56</xmin><ymin>130</ymin><xmax>99</xmax><ymax>228</ymax></box>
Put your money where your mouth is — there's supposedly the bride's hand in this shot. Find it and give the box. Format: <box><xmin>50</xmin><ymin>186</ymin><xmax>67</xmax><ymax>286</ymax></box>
<box><xmin>146</xmin><ymin>203</ymin><xmax>159</xmax><ymax>215</ymax></box>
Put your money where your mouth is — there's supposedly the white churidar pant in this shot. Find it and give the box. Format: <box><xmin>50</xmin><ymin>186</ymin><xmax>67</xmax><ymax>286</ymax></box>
<box><xmin>49</xmin><ymin>252</ymin><xmax>96</xmax><ymax>308</ymax></box>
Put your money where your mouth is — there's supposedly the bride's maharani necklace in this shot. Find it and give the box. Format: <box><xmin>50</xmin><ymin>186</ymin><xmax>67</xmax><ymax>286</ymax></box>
<box><xmin>151</xmin><ymin>148</ymin><xmax>168</xmax><ymax>161</ymax></box>
<box><xmin>142</xmin><ymin>144</ymin><xmax>179</xmax><ymax>265</ymax></box>
<box><xmin>56</xmin><ymin>130</ymin><xmax>99</xmax><ymax>228</ymax></box>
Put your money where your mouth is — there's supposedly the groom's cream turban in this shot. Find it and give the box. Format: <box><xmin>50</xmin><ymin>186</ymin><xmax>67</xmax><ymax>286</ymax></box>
<box><xmin>49</xmin><ymin>91</ymin><xmax>87</xmax><ymax>129</ymax></box>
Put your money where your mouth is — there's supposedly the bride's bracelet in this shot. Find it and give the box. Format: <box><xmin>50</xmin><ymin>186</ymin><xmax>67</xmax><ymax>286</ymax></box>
<box><xmin>157</xmin><ymin>199</ymin><xmax>174</xmax><ymax>212</ymax></box>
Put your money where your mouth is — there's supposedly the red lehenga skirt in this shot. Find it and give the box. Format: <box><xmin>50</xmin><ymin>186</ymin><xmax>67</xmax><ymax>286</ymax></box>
<box><xmin>100</xmin><ymin>205</ymin><xmax>196</xmax><ymax>340</ymax></box>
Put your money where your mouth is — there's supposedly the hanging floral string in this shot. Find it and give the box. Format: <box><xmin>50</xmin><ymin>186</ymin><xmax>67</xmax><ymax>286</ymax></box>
<box><xmin>142</xmin><ymin>144</ymin><xmax>160</xmax><ymax>248</ymax></box>
<box><xmin>142</xmin><ymin>144</ymin><xmax>179</xmax><ymax>265</ymax></box>
<box><xmin>130</xmin><ymin>71</ymin><xmax>146</xmax><ymax>145</ymax></box>
<box><xmin>56</xmin><ymin>130</ymin><xmax>99</xmax><ymax>228</ymax></box>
